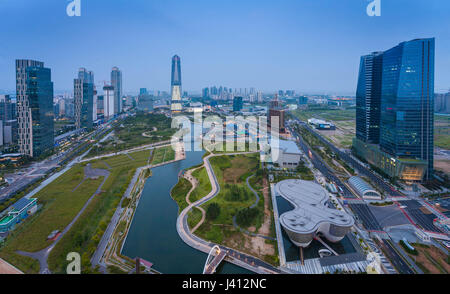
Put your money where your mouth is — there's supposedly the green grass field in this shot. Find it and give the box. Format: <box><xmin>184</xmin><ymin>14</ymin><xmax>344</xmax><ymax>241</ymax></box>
<box><xmin>194</xmin><ymin>154</ymin><xmax>260</xmax><ymax>243</ymax></box>
<box><xmin>435</xmin><ymin>114</ymin><xmax>450</xmax><ymax>149</ymax></box>
<box><xmin>189</xmin><ymin>167</ymin><xmax>212</xmax><ymax>203</ymax></box>
<box><xmin>0</xmin><ymin>146</ymin><xmax>175</xmax><ymax>273</ymax></box>
<box><xmin>170</xmin><ymin>177</ymin><xmax>192</xmax><ymax>213</ymax></box>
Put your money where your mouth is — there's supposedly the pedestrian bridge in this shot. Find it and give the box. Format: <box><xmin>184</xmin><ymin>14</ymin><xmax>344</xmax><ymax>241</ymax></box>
<box><xmin>203</xmin><ymin>245</ymin><xmax>227</xmax><ymax>274</ymax></box>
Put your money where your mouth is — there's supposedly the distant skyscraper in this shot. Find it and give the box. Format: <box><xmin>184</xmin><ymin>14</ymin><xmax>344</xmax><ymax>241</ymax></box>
<box><xmin>140</xmin><ymin>88</ymin><xmax>148</xmax><ymax>95</ymax></box>
<box><xmin>233</xmin><ymin>96</ymin><xmax>243</xmax><ymax>112</ymax></box>
<box><xmin>353</xmin><ymin>38</ymin><xmax>435</xmax><ymax>182</ymax></box>
<box><xmin>74</xmin><ymin>68</ymin><xmax>94</xmax><ymax>129</ymax></box>
<box><xmin>356</xmin><ymin>52</ymin><xmax>383</xmax><ymax>144</ymax></box>
<box><xmin>16</xmin><ymin>59</ymin><xmax>54</xmax><ymax>157</ymax></box>
<box><xmin>111</xmin><ymin>67</ymin><xmax>123</xmax><ymax>114</ymax></box>
<box><xmin>103</xmin><ymin>85</ymin><xmax>115</xmax><ymax>119</ymax></box>
<box><xmin>257</xmin><ymin>91</ymin><xmax>263</xmax><ymax>103</ymax></box>
<box><xmin>0</xmin><ymin>95</ymin><xmax>15</xmax><ymax>121</ymax></box>
<box><xmin>170</xmin><ymin>55</ymin><xmax>182</xmax><ymax>113</ymax></box>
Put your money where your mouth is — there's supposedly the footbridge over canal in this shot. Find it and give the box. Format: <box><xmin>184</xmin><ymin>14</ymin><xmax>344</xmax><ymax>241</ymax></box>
<box><xmin>203</xmin><ymin>245</ymin><xmax>228</xmax><ymax>274</ymax></box>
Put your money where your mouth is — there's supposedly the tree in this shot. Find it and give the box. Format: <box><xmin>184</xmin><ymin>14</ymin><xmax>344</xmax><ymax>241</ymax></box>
<box><xmin>206</xmin><ymin>203</ymin><xmax>220</xmax><ymax>221</ymax></box>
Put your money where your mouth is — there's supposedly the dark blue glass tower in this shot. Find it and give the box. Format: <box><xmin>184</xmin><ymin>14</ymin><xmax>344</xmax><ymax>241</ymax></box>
<box><xmin>380</xmin><ymin>38</ymin><xmax>435</xmax><ymax>180</ymax></box>
<box><xmin>233</xmin><ymin>96</ymin><xmax>243</xmax><ymax>112</ymax></box>
<box><xmin>26</xmin><ymin>66</ymin><xmax>54</xmax><ymax>157</ymax></box>
<box><xmin>356</xmin><ymin>52</ymin><xmax>383</xmax><ymax>144</ymax></box>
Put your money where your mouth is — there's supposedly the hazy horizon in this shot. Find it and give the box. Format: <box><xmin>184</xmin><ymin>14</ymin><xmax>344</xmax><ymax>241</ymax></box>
<box><xmin>1</xmin><ymin>0</ymin><xmax>449</xmax><ymax>95</ymax></box>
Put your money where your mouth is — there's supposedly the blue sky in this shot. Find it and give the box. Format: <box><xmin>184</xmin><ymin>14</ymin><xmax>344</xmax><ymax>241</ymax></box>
<box><xmin>0</xmin><ymin>0</ymin><xmax>449</xmax><ymax>95</ymax></box>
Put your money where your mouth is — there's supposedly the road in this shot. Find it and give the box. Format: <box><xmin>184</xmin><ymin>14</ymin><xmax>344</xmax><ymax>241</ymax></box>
<box><xmin>0</xmin><ymin>118</ymin><xmax>118</xmax><ymax>201</ymax></box>
<box><xmin>291</xmin><ymin>119</ymin><xmax>403</xmax><ymax>197</ymax></box>
<box><xmin>287</xmin><ymin>123</ymin><xmax>356</xmax><ymax>199</ymax></box>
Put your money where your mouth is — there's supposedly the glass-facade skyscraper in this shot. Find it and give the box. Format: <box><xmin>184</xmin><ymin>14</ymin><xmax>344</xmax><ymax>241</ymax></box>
<box><xmin>356</xmin><ymin>52</ymin><xmax>383</xmax><ymax>144</ymax></box>
<box><xmin>111</xmin><ymin>67</ymin><xmax>123</xmax><ymax>114</ymax></box>
<box><xmin>380</xmin><ymin>38</ymin><xmax>435</xmax><ymax>181</ymax></box>
<box><xmin>74</xmin><ymin>68</ymin><xmax>94</xmax><ymax>130</ymax></box>
<box><xmin>353</xmin><ymin>38</ymin><xmax>435</xmax><ymax>182</ymax></box>
<box><xmin>15</xmin><ymin>59</ymin><xmax>54</xmax><ymax>157</ymax></box>
<box><xmin>171</xmin><ymin>55</ymin><xmax>182</xmax><ymax>113</ymax></box>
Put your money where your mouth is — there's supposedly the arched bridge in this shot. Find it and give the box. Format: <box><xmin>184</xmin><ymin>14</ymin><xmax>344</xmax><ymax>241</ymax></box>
<box><xmin>203</xmin><ymin>245</ymin><xmax>228</xmax><ymax>274</ymax></box>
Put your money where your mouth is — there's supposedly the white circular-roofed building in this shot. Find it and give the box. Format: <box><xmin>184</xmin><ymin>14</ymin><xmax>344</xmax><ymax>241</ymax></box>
<box><xmin>275</xmin><ymin>179</ymin><xmax>354</xmax><ymax>247</ymax></box>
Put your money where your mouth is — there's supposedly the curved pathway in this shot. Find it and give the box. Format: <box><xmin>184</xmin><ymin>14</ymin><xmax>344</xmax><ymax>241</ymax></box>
<box><xmin>17</xmin><ymin>165</ymin><xmax>110</xmax><ymax>274</ymax></box>
<box><xmin>183</xmin><ymin>167</ymin><xmax>206</xmax><ymax>234</ymax></box>
<box><xmin>232</xmin><ymin>174</ymin><xmax>276</xmax><ymax>241</ymax></box>
<box><xmin>176</xmin><ymin>151</ymin><xmax>284</xmax><ymax>274</ymax></box>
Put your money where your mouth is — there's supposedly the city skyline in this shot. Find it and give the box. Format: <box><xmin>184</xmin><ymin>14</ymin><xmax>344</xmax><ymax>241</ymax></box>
<box><xmin>0</xmin><ymin>0</ymin><xmax>449</xmax><ymax>94</ymax></box>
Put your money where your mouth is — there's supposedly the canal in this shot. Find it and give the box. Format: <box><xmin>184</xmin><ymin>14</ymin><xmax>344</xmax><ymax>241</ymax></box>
<box><xmin>122</xmin><ymin>137</ymin><xmax>252</xmax><ymax>274</ymax></box>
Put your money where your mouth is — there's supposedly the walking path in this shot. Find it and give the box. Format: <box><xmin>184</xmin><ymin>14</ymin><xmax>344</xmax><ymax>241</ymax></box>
<box><xmin>176</xmin><ymin>151</ymin><xmax>284</xmax><ymax>274</ymax></box>
<box><xmin>17</xmin><ymin>165</ymin><xmax>110</xmax><ymax>274</ymax></box>
<box><xmin>232</xmin><ymin>174</ymin><xmax>276</xmax><ymax>241</ymax></box>
<box><xmin>183</xmin><ymin>167</ymin><xmax>205</xmax><ymax>234</ymax></box>
<box><xmin>80</xmin><ymin>141</ymin><xmax>171</xmax><ymax>163</ymax></box>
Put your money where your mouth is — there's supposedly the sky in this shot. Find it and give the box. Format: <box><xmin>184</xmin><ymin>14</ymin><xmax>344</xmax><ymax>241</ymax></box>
<box><xmin>0</xmin><ymin>0</ymin><xmax>449</xmax><ymax>95</ymax></box>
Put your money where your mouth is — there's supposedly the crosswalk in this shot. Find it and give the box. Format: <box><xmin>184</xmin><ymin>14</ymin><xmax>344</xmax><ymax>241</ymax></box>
<box><xmin>365</xmin><ymin>238</ymin><xmax>397</xmax><ymax>274</ymax></box>
<box><xmin>285</xmin><ymin>258</ymin><xmax>370</xmax><ymax>274</ymax></box>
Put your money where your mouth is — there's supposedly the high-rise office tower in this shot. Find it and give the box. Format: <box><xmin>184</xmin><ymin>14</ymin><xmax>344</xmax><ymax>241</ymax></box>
<box><xmin>356</xmin><ymin>52</ymin><xmax>383</xmax><ymax>144</ymax></box>
<box><xmin>353</xmin><ymin>38</ymin><xmax>435</xmax><ymax>182</ymax></box>
<box><xmin>74</xmin><ymin>68</ymin><xmax>94</xmax><ymax>130</ymax></box>
<box><xmin>111</xmin><ymin>67</ymin><xmax>123</xmax><ymax>114</ymax></box>
<box><xmin>103</xmin><ymin>85</ymin><xmax>115</xmax><ymax>119</ymax></box>
<box><xmin>380</xmin><ymin>38</ymin><xmax>435</xmax><ymax>181</ymax></box>
<box><xmin>170</xmin><ymin>55</ymin><xmax>182</xmax><ymax>113</ymax></box>
<box><xmin>16</xmin><ymin>59</ymin><xmax>54</xmax><ymax>157</ymax></box>
<box><xmin>0</xmin><ymin>95</ymin><xmax>15</xmax><ymax>121</ymax></box>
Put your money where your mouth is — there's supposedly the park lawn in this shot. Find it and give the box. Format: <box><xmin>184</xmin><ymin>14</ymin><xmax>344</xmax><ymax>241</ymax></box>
<box><xmin>128</xmin><ymin>149</ymin><xmax>153</xmax><ymax>163</ymax></box>
<box><xmin>170</xmin><ymin>177</ymin><xmax>192</xmax><ymax>213</ymax></box>
<box><xmin>151</xmin><ymin>146</ymin><xmax>169</xmax><ymax>165</ymax></box>
<box><xmin>187</xmin><ymin>207</ymin><xmax>203</xmax><ymax>229</ymax></box>
<box><xmin>0</xmin><ymin>165</ymin><xmax>104</xmax><ymax>273</ymax></box>
<box><xmin>434</xmin><ymin>115</ymin><xmax>450</xmax><ymax>150</ymax></box>
<box><xmin>48</xmin><ymin>165</ymin><xmax>134</xmax><ymax>273</ymax></box>
<box><xmin>87</xmin><ymin>113</ymin><xmax>175</xmax><ymax>157</ymax></box>
<box><xmin>195</xmin><ymin>154</ymin><xmax>260</xmax><ymax>244</ymax></box>
<box><xmin>189</xmin><ymin>167</ymin><xmax>212</xmax><ymax>203</ymax></box>
<box><xmin>48</xmin><ymin>148</ymin><xmax>154</xmax><ymax>273</ymax></box>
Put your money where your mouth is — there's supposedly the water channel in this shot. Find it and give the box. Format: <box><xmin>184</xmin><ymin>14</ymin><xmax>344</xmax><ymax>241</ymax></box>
<box><xmin>122</xmin><ymin>131</ymin><xmax>253</xmax><ymax>274</ymax></box>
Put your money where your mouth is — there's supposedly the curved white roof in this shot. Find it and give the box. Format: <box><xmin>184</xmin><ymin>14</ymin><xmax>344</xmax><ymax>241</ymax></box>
<box><xmin>275</xmin><ymin>180</ymin><xmax>354</xmax><ymax>234</ymax></box>
<box><xmin>348</xmin><ymin>176</ymin><xmax>381</xmax><ymax>198</ymax></box>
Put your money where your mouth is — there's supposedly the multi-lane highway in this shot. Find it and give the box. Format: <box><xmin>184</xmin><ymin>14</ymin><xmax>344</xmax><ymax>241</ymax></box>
<box><xmin>287</xmin><ymin>123</ymin><xmax>356</xmax><ymax>199</ymax></box>
<box><xmin>0</xmin><ymin>116</ymin><xmax>121</xmax><ymax>201</ymax></box>
<box><xmin>291</xmin><ymin>118</ymin><xmax>403</xmax><ymax>197</ymax></box>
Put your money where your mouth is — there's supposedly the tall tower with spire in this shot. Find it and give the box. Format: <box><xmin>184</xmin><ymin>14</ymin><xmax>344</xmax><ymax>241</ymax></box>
<box><xmin>171</xmin><ymin>55</ymin><xmax>182</xmax><ymax>113</ymax></box>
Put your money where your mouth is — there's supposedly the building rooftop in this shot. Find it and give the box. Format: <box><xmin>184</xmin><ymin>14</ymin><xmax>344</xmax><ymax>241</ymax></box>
<box><xmin>278</xmin><ymin>140</ymin><xmax>302</xmax><ymax>155</ymax></box>
<box><xmin>275</xmin><ymin>180</ymin><xmax>354</xmax><ymax>234</ymax></box>
<box><xmin>348</xmin><ymin>176</ymin><xmax>381</xmax><ymax>199</ymax></box>
<box><xmin>10</xmin><ymin>198</ymin><xmax>36</xmax><ymax>213</ymax></box>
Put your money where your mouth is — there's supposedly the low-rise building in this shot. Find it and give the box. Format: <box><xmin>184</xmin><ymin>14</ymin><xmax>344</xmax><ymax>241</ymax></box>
<box><xmin>348</xmin><ymin>176</ymin><xmax>382</xmax><ymax>200</ymax></box>
<box><xmin>0</xmin><ymin>198</ymin><xmax>38</xmax><ymax>233</ymax></box>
